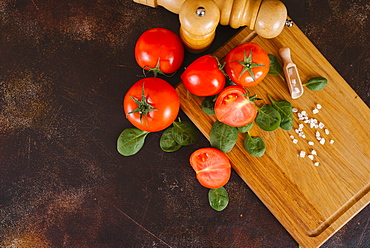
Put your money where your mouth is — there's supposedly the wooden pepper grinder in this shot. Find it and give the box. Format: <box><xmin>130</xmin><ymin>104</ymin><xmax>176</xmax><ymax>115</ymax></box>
<box><xmin>133</xmin><ymin>0</ymin><xmax>288</xmax><ymax>52</ymax></box>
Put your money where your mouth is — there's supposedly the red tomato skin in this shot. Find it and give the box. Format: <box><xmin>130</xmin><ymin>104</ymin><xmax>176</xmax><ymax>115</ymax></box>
<box><xmin>214</xmin><ymin>86</ymin><xmax>257</xmax><ymax>127</ymax></box>
<box><xmin>135</xmin><ymin>28</ymin><xmax>184</xmax><ymax>74</ymax></box>
<box><xmin>224</xmin><ymin>42</ymin><xmax>270</xmax><ymax>87</ymax></box>
<box><xmin>190</xmin><ymin>147</ymin><xmax>231</xmax><ymax>189</ymax></box>
<box><xmin>181</xmin><ymin>55</ymin><xmax>226</xmax><ymax>96</ymax></box>
<box><xmin>124</xmin><ymin>77</ymin><xmax>180</xmax><ymax>132</ymax></box>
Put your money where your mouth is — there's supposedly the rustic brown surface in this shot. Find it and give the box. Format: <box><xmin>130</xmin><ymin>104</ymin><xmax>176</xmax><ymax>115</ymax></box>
<box><xmin>0</xmin><ymin>1</ymin><xmax>368</xmax><ymax>247</ymax></box>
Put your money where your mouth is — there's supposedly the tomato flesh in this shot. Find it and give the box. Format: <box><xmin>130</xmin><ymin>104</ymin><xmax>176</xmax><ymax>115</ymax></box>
<box><xmin>190</xmin><ymin>148</ymin><xmax>231</xmax><ymax>189</ymax></box>
<box><xmin>124</xmin><ymin>77</ymin><xmax>180</xmax><ymax>132</ymax></box>
<box><xmin>214</xmin><ymin>86</ymin><xmax>257</xmax><ymax>127</ymax></box>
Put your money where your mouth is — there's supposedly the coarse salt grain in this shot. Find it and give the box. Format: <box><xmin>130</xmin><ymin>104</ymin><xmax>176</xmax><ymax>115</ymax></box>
<box><xmin>293</xmin><ymin>87</ymin><xmax>300</xmax><ymax>94</ymax></box>
<box><xmin>307</xmin><ymin>118</ymin><xmax>314</xmax><ymax>125</ymax></box>
<box><xmin>293</xmin><ymin>104</ymin><xmax>334</xmax><ymax>166</ymax></box>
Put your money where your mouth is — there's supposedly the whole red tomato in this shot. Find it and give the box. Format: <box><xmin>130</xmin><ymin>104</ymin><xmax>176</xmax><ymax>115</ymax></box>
<box><xmin>181</xmin><ymin>55</ymin><xmax>226</xmax><ymax>96</ymax></box>
<box><xmin>135</xmin><ymin>27</ymin><xmax>184</xmax><ymax>76</ymax></box>
<box><xmin>214</xmin><ymin>86</ymin><xmax>257</xmax><ymax>127</ymax></box>
<box><xmin>224</xmin><ymin>42</ymin><xmax>270</xmax><ymax>87</ymax></box>
<box><xmin>124</xmin><ymin>77</ymin><xmax>180</xmax><ymax>132</ymax></box>
<box><xmin>190</xmin><ymin>147</ymin><xmax>231</xmax><ymax>189</ymax></box>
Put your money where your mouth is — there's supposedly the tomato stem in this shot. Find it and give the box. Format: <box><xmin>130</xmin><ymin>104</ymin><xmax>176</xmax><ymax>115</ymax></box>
<box><xmin>143</xmin><ymin>58</ymin><xmax>161</xmax><ymax>77</ymax></box>
<box><xmin>236</xmin><ymin>49</ymin><xmax>265</xmax><ymax>82</ymax></box>
<box><xmin>128</xmin><ymin>83</ymin><xmax>158</xmax><ymax>123</ymax></box>
<box><xmin>143</xmin><ymin>57</ymin><xmax>177</xmax><ymax>78</ymax></box>
<box><xmin>242</xmin><ymin>90</ymin><xmax>262</xmax><ymax>105</ymax></box>
<box><xmin>211</xmin><ymin>55</ymin><xmax>227</xmax><ymax>77</ymax></box>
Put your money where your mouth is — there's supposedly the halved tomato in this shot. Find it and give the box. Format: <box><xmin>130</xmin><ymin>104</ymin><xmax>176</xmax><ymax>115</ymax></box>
<box><xmin>214</xmin><ymin>86</ymin><xmax>257</xmax><ymax>127</ymax></box>
<box><xmin>189</xmin><ymin>147</ymin><xmax>231</xmax><ymax>189</ymax></box>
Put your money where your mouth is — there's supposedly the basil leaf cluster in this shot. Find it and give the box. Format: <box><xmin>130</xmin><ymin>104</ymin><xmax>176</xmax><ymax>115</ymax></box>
<box><xmin>117</xmin><ymin>120</ymin><xmax>198</xmax><ymax>156</ymax></box>
<box><xmin>160</xmin><ymin>120</ymin><xmax>198</xmax><ymax>152</ymax></box>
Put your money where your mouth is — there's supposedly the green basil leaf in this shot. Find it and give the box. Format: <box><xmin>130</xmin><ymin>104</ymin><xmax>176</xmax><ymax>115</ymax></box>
<box><xmin>210</xmin><ymin>121</ymin><xmax>238</xmax><ymax>153</ymax></box>
<box><xmin>303</xmin><ymin>77</ymin><xmax>328</xmax><ymax>90</ymax></box>
<box><xmin>117</xmin><ymin>128</ymin><xmax>149</xmax><ymax>156</ymax></box>
<box><xmin>201</xmin><ymin>95</ymin><xmax>217</xmax><ymax>115</ymax></box>
<box><xmin>244</xmin><ymin>133</ymin><xmax>266</xmax><ymax>157</ymax></box>
<box><xmin>236</xmin><ymin>121</ymin><xmax>254</xmax><ymax>133</ymax></box>
<box><xmin>256</xmin><ymin>104</ymin><xmax>281</xmax><ymax>132</ymax></box>
<box><xmin>208</xmin><ymin>187</ymin><xmax>229</xmax><ymax>211</ymax></box>
<box><xmin>160</xmin><ymin>127</ymin><xmax>182</xmax><ymax>152</ymax></box>
<box><xmin>268</xmin><ymin>54</ymin><xmax>283</xmax><ymax>76</ymax></box>
<box><xmin>268</xmin><ymin>95</ymin><xmax>293</xmax><ymax>131</ymax></box>
<box><xmin>172</xmin><ymin>121</ymin><xmax>198</xmax><ymax>146</ymax></box>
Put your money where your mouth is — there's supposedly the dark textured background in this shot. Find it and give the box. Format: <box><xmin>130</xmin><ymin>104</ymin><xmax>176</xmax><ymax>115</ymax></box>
<box><xmin>0</xmin><ymin>0</ymin><xmax>368</xmax><ymax>247</ymax></box>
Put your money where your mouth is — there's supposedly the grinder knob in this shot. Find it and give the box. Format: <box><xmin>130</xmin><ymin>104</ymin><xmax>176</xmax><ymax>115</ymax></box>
<box><xmin>254</xmin><ymin>0</ymin><xmax>287</xmax><ymax>38</ymax></box>
<box><xmin>179</xmin><ymin>0</ymin><xmax>220</xmax><ymax>52</ymax></box>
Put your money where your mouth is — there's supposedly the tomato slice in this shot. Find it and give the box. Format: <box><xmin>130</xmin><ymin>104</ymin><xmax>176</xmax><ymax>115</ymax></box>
<box><xmin>214</xmin><ymin>86</ymin><xmax>257</xmax><ymax>127</ymax></box>
<box><xmin>190</xmin><ymin>148</ymin><xmax>231</xmax><ymax>189</ymax></box>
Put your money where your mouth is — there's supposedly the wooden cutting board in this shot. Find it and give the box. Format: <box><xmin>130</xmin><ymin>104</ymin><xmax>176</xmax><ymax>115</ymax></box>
<box><xmin>176</xmin><ymin>24</ymin><xmax>370</xmax><ymax>248</ymax></box>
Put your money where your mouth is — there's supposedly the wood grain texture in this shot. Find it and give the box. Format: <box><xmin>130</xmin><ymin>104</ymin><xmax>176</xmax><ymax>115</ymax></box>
<box><xmin>176</xmin><ymin>23</ymin><xmax>370</xmax><ymax>248</ymax></box>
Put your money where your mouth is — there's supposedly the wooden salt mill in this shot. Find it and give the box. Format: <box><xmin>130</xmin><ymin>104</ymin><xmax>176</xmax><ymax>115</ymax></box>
<box><xmin>133</xmin><ymin>0</ymin><xmax>288</xmax><ymax>52</ymax></box>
